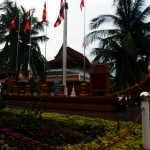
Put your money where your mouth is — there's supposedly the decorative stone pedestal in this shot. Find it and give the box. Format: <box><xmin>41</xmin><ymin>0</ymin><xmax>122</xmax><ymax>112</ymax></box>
<box><xmin>80</xmin><ymin>82</ymin><xmax>88</xmax><ymax>96</ymax></box>
<box><xmin>40</xmin><ymin>84</ymin><xmax>48</xmax><ymax>94</ymax></box>
<box><xmin>25</xmin><ymin>85</ymin><xmax>31</xmax><ymax>96</ymax></box>
<box><xmin>59</xmin><ymin>84</ymin><xmax>65</xmax><ymax>96</ymax></box>
<box><xmin>12</xmin><ymin>85</ymin><xmax>19</xmax><ymax>95</ymax></box>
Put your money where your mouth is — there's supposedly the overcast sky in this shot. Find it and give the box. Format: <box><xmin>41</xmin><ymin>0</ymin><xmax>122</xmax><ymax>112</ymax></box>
<box><xmin>13</xmin><ymin>0</ymin><xmax>149</xmax><ymax>62</ymax></box>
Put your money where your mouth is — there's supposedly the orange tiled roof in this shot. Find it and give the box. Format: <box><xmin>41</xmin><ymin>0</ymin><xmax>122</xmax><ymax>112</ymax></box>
<box><xmin>48</xmin><ymin>45</ymin><xmax>91</xmax><ymax>69</ymax></box>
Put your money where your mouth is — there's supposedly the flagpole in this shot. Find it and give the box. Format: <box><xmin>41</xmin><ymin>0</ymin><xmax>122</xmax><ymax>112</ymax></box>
<box><xmin>44</xmin><ymin>1</ymin><xmax>48</xmax><ymax>82</ymax></box>
<box><xmin>16</xmin><ymin>16</ymin><xmax>20</xmax><ymax>83</ymax></box>
<box><xmin>28</xmin><ymin>10</ymin><xmax>33</xmax><ymax>81</ymax></box>
<box><xmin>15</xmin><ymin>0</ymin><xmax>20</xmax><ymax>83</ymax></box>
<box><xmin>148</xmin><ymin>56</ymin><xmax>150</xmax><ymax>74</ymax></box>
<box><xmin>63</xmin><ymin>0</ymin><xmax>68</xmax><ymax>95</ymax></box>
<box><xmin>44</xmin><ymin>26</ymin><xmax>47</xmax><ymax>82</ymax></box>
<box><xmin>83</xmin><ymin>0</ymin><xmax>86</xmax><ymax>82</ymax></box>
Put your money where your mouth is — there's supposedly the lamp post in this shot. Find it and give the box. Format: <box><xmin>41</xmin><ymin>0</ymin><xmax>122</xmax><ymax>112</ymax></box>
<box><xmin>140</xmin><ymin>91</ymin><xmax>150</xmax><ymax>150</ymax></box>
<box><xmin>117</xmin><ymin>94</ymin><xmax>124</xmax><ymax>131</ymax></box>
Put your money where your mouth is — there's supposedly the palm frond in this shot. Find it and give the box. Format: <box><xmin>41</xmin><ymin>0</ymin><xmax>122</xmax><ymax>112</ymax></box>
<box><xmin>90</xmin><ymin>15</ymin><xmax>118</xmax><ymax>30</ymax></box>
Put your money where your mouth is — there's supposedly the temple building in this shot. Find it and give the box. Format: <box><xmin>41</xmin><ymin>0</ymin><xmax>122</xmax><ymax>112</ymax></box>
<box><xmin>0</xmin><ymin>46</ymin><xmax>92</xmax><ymax>96</ymax></box>
<box><xmin>47</xmin><ymin>45</ymin><xmax>91</xmax><ymax>96</ymax></box>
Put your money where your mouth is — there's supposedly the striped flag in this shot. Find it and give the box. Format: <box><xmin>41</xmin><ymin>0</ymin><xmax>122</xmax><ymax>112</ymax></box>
<box><xmin>54</xmin><ymin>0</ymin><xmax>64</xmax><ymax>27</ymax></box>
<box><xmin>42</xmin><ymin>2</ymin><xmax>46</xmax><ymax>22</ymax></box>
<box><xmin>80</xmin><ymin>0</ymin><xmax>84</xmax><ymax>11</ymax></box>
<box><xmin>148</xmin><ymin>56</ymin><xmax>150</xmax><ymax>73</ymax></box>
<box><xmin>6</xmin><ymin>16</ymin><xmax>17</xmax><ymax>31</ymax></box>
<box><xmin>24</xmin><ymin>11</ymin><xmax>30</xmax><ymax>34</ymax></box>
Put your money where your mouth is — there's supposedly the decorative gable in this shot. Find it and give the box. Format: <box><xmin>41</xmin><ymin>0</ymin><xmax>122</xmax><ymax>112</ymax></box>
<box><xmin>48</xmin><ymin>45</ymin><xmax>91</xmax><ymax>69</ymax></box>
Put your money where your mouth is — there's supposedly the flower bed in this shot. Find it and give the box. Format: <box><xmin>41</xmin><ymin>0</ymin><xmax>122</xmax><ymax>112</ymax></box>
<box><xmin>0</xmin><ymin>108</ymin><xmax>142</xmax><ymax>150</ymax></box>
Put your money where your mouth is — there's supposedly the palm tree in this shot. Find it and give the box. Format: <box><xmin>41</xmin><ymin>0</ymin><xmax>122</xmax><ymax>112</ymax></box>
<box><xmin>0</xmin><ymin>0</ymin><xmax>48</xmax><ymax>81</ymax></box>
<box><xmin>85</xmin><ymin>0</ymin><xmax>150</xmax><ymax>90</ymax></box>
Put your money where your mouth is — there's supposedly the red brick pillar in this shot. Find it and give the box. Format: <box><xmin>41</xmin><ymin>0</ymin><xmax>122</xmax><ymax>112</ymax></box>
<box><xmin>59</xmin><ymin>84</ymin><xmax>65</xmax><ymax>96</ymax></box>
<box><xmin>80</xmin><ymin>82</ymin><xmax>88</xmax><ymax>96</ymax></box>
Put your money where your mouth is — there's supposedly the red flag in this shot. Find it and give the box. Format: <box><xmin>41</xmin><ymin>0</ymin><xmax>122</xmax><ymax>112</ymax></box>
<box><xmin>80</xmin><ymin>0</ymin><xmax>84</xmax><ymax>11</ymax></box>
<box><xmin>6</xmin><ymin>16</ymin><xmax>17</xmax><ymax>31</ymax></box>
<box><xmin>54</xmin><ymin>0</ymin><xmax>64</xmax><ymax>27</ymax></box>
<box><xmin>24</xmin><ymin>11</ymin><xmax>30</xmax><ymax>33</ymax></box>
<box><xmin>42</xmin><ymin>2</ymin><xmax>46</xmax><ymax>22</ymax></box>
<box><xmin>148</xmin><ymin>56</ymin><xmax>150</xmax><ymax>73</ymax></box>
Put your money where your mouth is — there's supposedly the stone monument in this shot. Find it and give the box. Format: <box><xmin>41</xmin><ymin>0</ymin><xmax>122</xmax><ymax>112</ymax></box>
<box><xmin>70</xmin><ymin>84</ymin><xmax>76</xmax><ymax>97</ymax></box>
<box><xmin>90</xmin><ymin>63</ymin><xmax>110</xmax><ymax>96</ymax></box>
<box><xmin>54</xmin><ymin>74</ymin><xmax>60</xmax><ymax>96</ymax></box>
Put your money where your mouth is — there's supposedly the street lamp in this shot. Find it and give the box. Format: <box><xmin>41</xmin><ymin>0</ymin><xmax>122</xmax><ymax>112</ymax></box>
<box><xmin>140</xmin><ymin>91</ymin><xmax>150</xmax><ymax>149</ymax></box>
<box><xmin>117</xmin><ymin>94</ymin><xmax>124</xmax><ymax>131</ymax></box>
<box><xmin>140</xmin><ymin>92</ymin><xmax>150</xmax><ymax>97</ymax></box>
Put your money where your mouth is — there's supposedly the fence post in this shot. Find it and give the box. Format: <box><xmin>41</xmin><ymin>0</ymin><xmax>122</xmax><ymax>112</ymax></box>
<box><xmin>140</xmin><ymin>92</ymin><xmax>150</xmax><ymax>150</ymax></box>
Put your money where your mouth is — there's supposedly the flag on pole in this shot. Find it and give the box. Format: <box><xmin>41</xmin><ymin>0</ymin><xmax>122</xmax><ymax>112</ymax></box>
<box><xmin>54</xmin><ymin>0</ymin><xmax>64</xmax><ymax>27</ymax></box>
<box><xmin>42</xmin><ymin>2</ymin><xmax>46</xmax><ymax>22</ymax></box>
<box><xmin>24</xmin><ymin>11</ymin><xmax>31</xmax><ymax>34</ymax></box>
<box><xmin>148</xmin><ymin>56</ymin><xmax>150</xmax><ymax>73</ymax></box>
<box><xmin>6</xmin><ymin>16</ymin><xmax>17</xmax><ymax>31</ymax></box>
<box><xmin>80</xmin><ymin>0</ymin><xmax>84</xmax><ymax>11</ymax></box>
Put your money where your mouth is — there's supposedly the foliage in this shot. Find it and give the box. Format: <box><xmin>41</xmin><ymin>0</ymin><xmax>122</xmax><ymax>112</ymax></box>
<box><xmin>0</xmin><ymin>0</ymin><xmax>49</xmax><ymax>81</ymax></box>
<box><xmin>0</xmin><ymin>94</ymin><xmax>6</xmax><ymax>110</ymax></box>
<box><xmin>0</xmin><ymin>140</ymin><xmax>14</xmax><ymax>150</ymax></box>
<box><xmin>0</xmin><ymin>108</ymin><xmax>142</xmax><ymax>149</ymax></box>
<box><xmin>86</xmin><ymin>0</ymin><xmax>150</xmax><ymax>90</ymax></box>
<box><xmin>24</xmin><ymin>101</ymin><xmax>42</xmax><ymax>117</ymax></box>
<box><xmin>0</xmin><ymin>71</ymin><xmax>8</xmax><ymax>79</ymax></box>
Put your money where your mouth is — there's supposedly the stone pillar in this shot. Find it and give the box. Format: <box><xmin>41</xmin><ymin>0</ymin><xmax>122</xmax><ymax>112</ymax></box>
<box><xmin>12</xmin><ymin>85</ymin><xmax>18</xmax><ymax>95</ymax></box>
<box><xmin>80</xmin><ymin>82</ymin><xmax>88</xmax><ymax>96</ymax></box>
<box><xmin>25</xmin><ymin>85</ymin><xmax>31</xmax><ymax>96</ymax></box>
<box><xmin>140</xmin><ymin>92</ymin><xmax>150</xmax><ymax>150</ymax></box>
<box><xmin>59</xmin><ymin>84</ymin><xmax>65</xmax><ymax>96</ymax></box>
<box><xmin>40</xmin><ymin>83</ymin><xmax>48</xmax><ymax>94</ymax></box>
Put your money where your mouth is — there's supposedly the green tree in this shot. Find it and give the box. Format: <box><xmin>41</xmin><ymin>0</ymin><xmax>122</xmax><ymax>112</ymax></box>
<box><xmin>85</xmin><ymin>0</ymin><xmax>150</xmax><ymax>90</ymax></box>
<box><xmin>0</xmin><ymin>0</ymin><xmax>48</xmax><ymax>81</ymax></box>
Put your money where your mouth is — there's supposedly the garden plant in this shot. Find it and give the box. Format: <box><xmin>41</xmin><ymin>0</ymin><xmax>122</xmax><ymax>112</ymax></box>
<box><xmin>0</xmin><ymin>106</ymin><xmax>142</xmax><ymax>150</ymax></box>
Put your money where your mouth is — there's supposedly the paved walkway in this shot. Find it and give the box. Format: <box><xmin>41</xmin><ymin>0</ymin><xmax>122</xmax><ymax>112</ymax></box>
<box><xmin>43</xmin><ymin>105</ymin><xmax>141</xmax><ymax>123</ymax></box>
<box><xmin>8</xmin><ymin>103</ymin><xmax>142</xmax><ymax>123</ymax></box>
